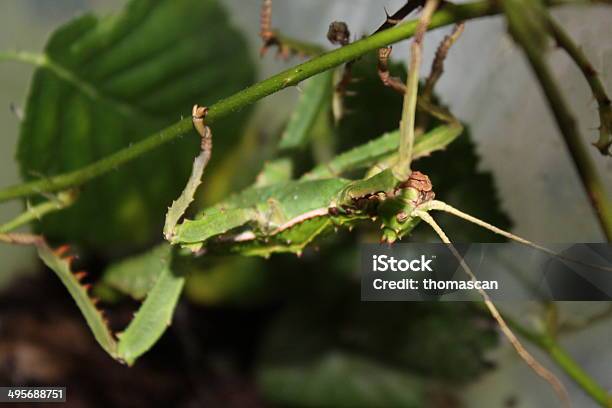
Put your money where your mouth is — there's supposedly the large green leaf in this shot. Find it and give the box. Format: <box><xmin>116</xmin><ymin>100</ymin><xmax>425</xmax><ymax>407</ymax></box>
<box><xmin>101</xmin><ymin>243</ymin><xmax>171</xmax><ymax>300</ymax></box>
<box><xmin>334</xmin><ymin>52</ymin><xmax>406</xmax><ymax>152</ymax></box>
<box><xmin>258</xmin><ymin>352</ymin><xmax>425</xmax><ymax>408</ymax></box>
<box><xmin>17</xmin><ymin>0</ymin><xmax>255</xmax><ymax>249</ymax></box>
<box><xmin>278</xmin><ymin>71</ymin><xmax>334</xmax><ymax>151</ymax></box>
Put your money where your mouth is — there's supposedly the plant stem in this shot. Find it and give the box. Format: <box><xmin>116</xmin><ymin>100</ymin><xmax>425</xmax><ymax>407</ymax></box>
<box><xmin>0</xmin><ymin>190</ymin><xmax>77</xmax><ymax>233</ymax></box>
<box><xmin>504</xmin><ymin>313</ymin><xmax>612</xmax><ymax>408</ymax></box>
<box><xmin>0</xmin><ymin>0</ymin><xmax>601</xmax><ymax>203</ymax></box>
<box><xmin>0</xmin><ymin>1</ymin><xmax>499</xmax><ymax>203</ymax></box>
<box><xmin>545</xmin><ymin>15</ymin><xmax>612</xmax><ymax>155</ymax></box>
<box><xmin>504</xmin><ymin>2</ymin><xmax>612</xmax><ymax>241</ymax></box>
<box><xmin>396</xmin><ymin>0</ymin><xmax>440</xmax><ymax>180</ymax></box>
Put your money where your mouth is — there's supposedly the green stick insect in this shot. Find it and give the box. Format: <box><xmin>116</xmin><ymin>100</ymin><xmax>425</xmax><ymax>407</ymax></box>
<box><xmin>163</xmin><ymin>2</ymin><xmax>582</xmax><ymax>405</ymax></box>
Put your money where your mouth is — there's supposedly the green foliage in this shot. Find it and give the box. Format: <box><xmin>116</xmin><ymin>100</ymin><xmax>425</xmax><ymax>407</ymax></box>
<box><xmin>258</xmin><ymin>352</ymin><xmax>425</xmax><ymax>408</ymax></box>
<box><xmin>184</xmin><ymin>256</ymin><xmax>269</xmax><ymax>305</ymax></box>
<box><xmin>101</xmin><ymin>243</ymin><xmax>171</xmax><ymax>300</ymax></box>
<box><xmin>17</xmin><ymin>0</ymin><xmax>255</xmax><ymax>250</ymax></box>
<box><xmin>303</xmin><ymin>125</ymin><xmax>462</xmax><ymax>180</ymax></box>
<box><xmin>6</xmin><ymin>0</ymin><xmax>509</xmax><ymax>374</ymax></box>
<box><xmin>335</xmin><ymin>53</ymin><xmax>407</xmax><ymax>152</ymax></box>
<box><xmin>279</xmin><ymin>71</ymin><xmax>334</xmax><ymax>151</ymax></box>
<box><xmin>254</xmin><ymin>158</ymin><xmax>294</xmax><ymax>187</ymax></box>
<box><xmin>259</xmin><ymin>297</ymin><xmax>497</xmax><ymax>386</ymax></box>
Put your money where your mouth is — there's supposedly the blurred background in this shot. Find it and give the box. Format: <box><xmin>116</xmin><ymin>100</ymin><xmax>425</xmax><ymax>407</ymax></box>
<box><xmin>0</xmin><ymin>0</ymin><xmax>611</xmax><ymax>407</ymax></box>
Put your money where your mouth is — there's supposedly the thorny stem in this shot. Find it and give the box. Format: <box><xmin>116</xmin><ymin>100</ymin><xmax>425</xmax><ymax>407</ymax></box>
<box><xmin>503</xmin><ymin>312</ymin><xmax>612</xmax><ymax>408</ymax></box>
<box><xmin>0</xmin><ymin>190</ymin><xmax>77</xmax><ymax>233</ymax></box>
<box><xmin>374</xmin><ymin>0</ymin><xmax>426</xmax><ymax>34</ymax></box>
<box><xmin>0</xmin><ymin>1</ymin><xmax>502</xmax><ymax>203</ymax></box>
<box><xmin>415</xmin><ymin>210</ymin><xmax>571</xmax><ymax>408</ymax></box>
<box><xmin>0</xmin><ymin>0</ymin><xmax>604</xmax><ymax>204</ymax></box>
<box><xmin>396</xmin><ymin>0</ymin><xmax>440</xmax><ymax>180</ymax></box>
<box><xmin>546</xmin><ymin>15</ymin><xmax>612</xmax><ymax>155</ymax></box>
<box><xmin>508</xmin><ymin>11</ymin><xmax>612</xmax><ymax>241</ymax></box>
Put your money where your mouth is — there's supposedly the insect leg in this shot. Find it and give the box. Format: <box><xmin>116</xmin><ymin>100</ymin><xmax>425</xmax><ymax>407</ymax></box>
<box><xmin>164</xmin><ymin>105</ymin><xmax>212</xmax><ymax>241</ymax></box>
<box><xmin>415</xmin><ymin>209</ymin><xmax>570</xmax><ymax>408</ymax></box>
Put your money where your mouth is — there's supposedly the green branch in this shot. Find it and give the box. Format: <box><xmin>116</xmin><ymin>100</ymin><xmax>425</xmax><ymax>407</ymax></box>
<box><xmin>0</xmin><ymin>1</ymin><xmax>498</xmax><ymax>203</ymax></box>
<box><xmin>545</xmin><ymin>16</ymin><xmax>612</xmax><ymax>155</ymax></box>
<box><xmin>504</xmin><ymin>0</ymin><xmax>612</xmax><ymax>241</ymax></box>
<box><xmin>0</xmin><ymin>190</ymin><xmax>77</xmax><ymax>233</ymax></box>
<box><xmin>0</xmin><ymin>0</ymin><xmax>604</xmax><ymax>204</ymax></box>
<box><xmin>504</xmin><ymin>312</ymin><xmax>611</xmax><ymax>408</ymax></box>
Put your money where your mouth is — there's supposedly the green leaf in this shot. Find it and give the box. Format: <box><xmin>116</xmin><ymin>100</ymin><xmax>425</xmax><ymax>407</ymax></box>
<box><xmin>101</xmin><ymin>243</ymin><xmax>172</xmax><ymax>300</ymax></box>
<box><xmin>116</xmin><ymin>247</ymin><xmax>184</xmax><ymax>365</ymax></box>
<box><xmin>254</xmin><ymin>158</ymin><xmax>294</xmax><ymax>187</ymax></box>
<box><xmin>258</xmin><ymin>352</ymin><xmax>425</xmax><ymax>408</ymax></box>
<box><xmin>184</xmin><ymin>256</ymin><xmax>270</xmax><ymax>305</ymax></box>
<box><xmin>302</xmin><ymin>124</ymin><xmax>462</xmax><ymax>180</ymax></box>
<box><xmin>279</xmin><ymin>71</ymin><xmax>334</xmax><ymax>151</ymax></box>
<box><xmin>335</xmin><ymin>52</ymin><xmax>406</xmax><ymax>152</ymax></box>
<box><xmin>259</xmin><ymin>296</ymin><xmax>497</xmax><ymax>385</ymax></box>
<box><xmin>17</xmin><ymin>0</ymin><xmax>255</xmax><ymax>249</ymax></box>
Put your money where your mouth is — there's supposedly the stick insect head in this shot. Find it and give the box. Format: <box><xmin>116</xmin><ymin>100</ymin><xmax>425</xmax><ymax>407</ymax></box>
<box><xmin>379</xmin><ymin>171</ymin><xmax>435</xmax><ymax>243</ymax></box>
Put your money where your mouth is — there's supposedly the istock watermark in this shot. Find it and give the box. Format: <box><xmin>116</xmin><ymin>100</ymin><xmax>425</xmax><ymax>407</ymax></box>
<box><xmin>360</xmin><ymin>243</ymin><xmax>612</xmax><ymax>301</ymax></box>
<box><xmin>372</xmin><ymin>254</ymin><xmax>434</xmax><ymax>272</ymax></box>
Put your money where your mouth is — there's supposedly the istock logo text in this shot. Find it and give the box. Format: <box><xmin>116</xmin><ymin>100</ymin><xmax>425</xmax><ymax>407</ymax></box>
<box><xmin>372</xmin><ymin>255</ymin><xmax>434</xmax><ymax>272</ymax></box>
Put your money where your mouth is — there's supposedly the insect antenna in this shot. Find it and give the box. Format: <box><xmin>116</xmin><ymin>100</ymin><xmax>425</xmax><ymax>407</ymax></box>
<box><xmin>415</xmin><ymin>209</ymin><xmax>571</xmax><ymax>408</ymax></box>
<box><xmin>419</xmin><ymin>199</ymin><xmax>612</xmax><ymax>271</ymax></box>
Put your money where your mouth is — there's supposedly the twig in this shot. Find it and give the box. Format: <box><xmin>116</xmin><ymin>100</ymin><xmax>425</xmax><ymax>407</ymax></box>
<box><xmin>374</xmin><ymin>0</ymin><xmax>427</xmax><ymax>34</ymax></box>
<box><xmin>505</xmin><ymin>3</ymin><xmax>612</xmax><ymax>240</ymax></box>
<box><xmin>558</xmin><ymin>304</ymin><xmax>612</xmax><ymax>334</ymax></box>
<box><xmin>0</xmin><ymin>190</ymin><xmax>77</xmax><ymax>233</ymax></box>
<box><xmin>503</xmin><ymin>311</ymin><xmax>612</xmax><ymax>408</ymax></box>
<box><xmin>0</xmin><ymin>1</ymin><xmax>504</xmax><ymax>203</ymax></box>
<box><xmin>396</xmin><ymin>0</ymin><xmax>440</xmax><ymax>180</ymax></box>
<box><xmin>1</xmin><ymin>1</ymin><xmax>600</xmax><ymax>203</ymax></box>
<box><xmin>416</xmin><ymin>210</ymin><xmax>571</xmax><ymax>408</ymax></box>
<box><xmin>546</xmin><ymin>15</ymin><xmax>612</xmax><ymax>155</ymax></box>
